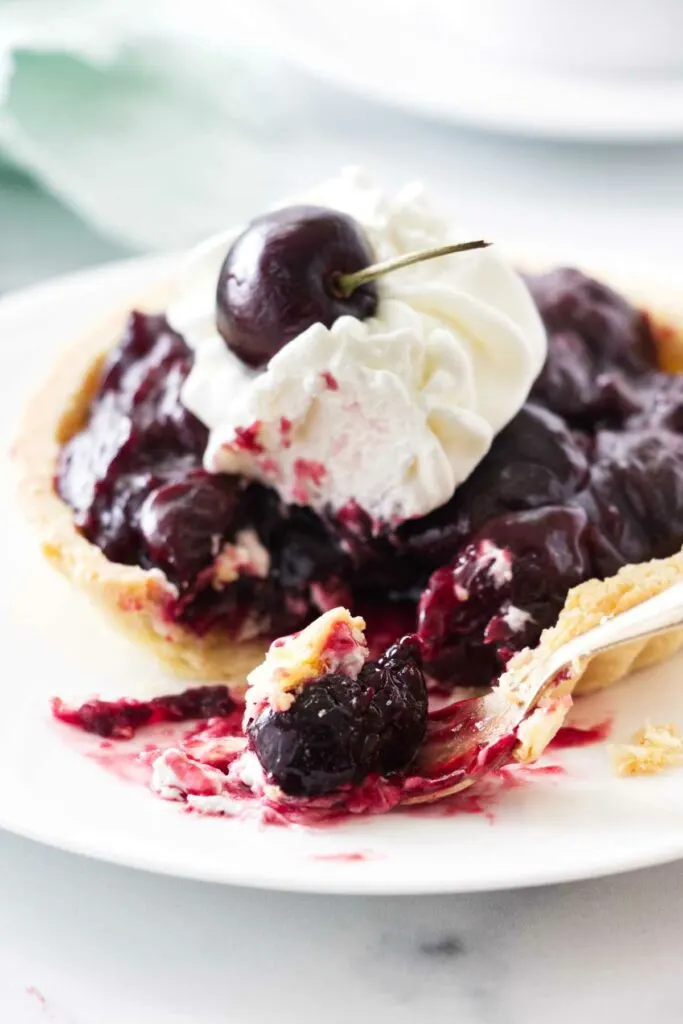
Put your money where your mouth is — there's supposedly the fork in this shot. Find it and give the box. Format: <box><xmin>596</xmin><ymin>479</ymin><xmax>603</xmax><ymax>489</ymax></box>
<box><xmin>402</xmin><ymin>579</ymin><xmax>683</xmax><ymax>805</ymax></box>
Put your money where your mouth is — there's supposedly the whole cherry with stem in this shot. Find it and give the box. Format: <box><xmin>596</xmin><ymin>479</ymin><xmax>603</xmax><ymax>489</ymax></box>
<box><xmin>216</xmin><ymin>204</ymin><xmax>489</xmax><ymax>368</ymax></box>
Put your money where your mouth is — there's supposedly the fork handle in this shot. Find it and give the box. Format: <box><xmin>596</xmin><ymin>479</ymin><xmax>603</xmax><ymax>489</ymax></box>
<box><xmin>552</xmin><ymin>579</ymin><xmax>683</xmax><ymax>676</ymax></box>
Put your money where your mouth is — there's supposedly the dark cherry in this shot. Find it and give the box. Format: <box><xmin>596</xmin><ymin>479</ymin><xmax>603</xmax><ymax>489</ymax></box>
<box><xmin>248</xmin><ymin>636</ymin><xmax>427</xmax><ymax>797</ymax></box>
<box><xmin>139</xmin><ymin>473</ymin><xmax>238</xmax><ymax>590</ymax></box>
<box><xmin>527</xmin><ymin>267</ymin><xmax>657</xmax><ymax>428</ymax></box>
<box><xmin>216</xmin><ymin>205</ymin><xmax>378</xmax><ymax>368</ymax></box>
<box><xmin>625</xmin><ymin>371</ymin><xmax>683</xmax><ymax>434</ymax></box>
<box><xmin>391</xmin><ymin>402</ymin><xmax>589</xmax><ymax>585</ymax></box>
<box><xmin>579</xmin><ymin>428</ymin><xmax>683</xmax><ymax>575</ymax></box>
<box><xmin>418</xmin><ymin>506</ymin><xmax>592</xmax><ymax>686</ymax></box>
<box><xmin>445</xmin><ymin>402</ymin><xmax>589</xmax><ymax>538</ymax></box>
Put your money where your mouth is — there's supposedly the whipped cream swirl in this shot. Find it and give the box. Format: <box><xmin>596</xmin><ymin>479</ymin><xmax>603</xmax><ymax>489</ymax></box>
<box><xmin>172</xmin><ymin>169</ymin><xmax>547</xmax><ymax>524</ymax></box>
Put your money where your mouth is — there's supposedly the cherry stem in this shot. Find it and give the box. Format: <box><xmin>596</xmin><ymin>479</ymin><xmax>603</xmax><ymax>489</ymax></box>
<box><xmin>334</xmin><ymin>239</ymin><xmax>491</xmax><ymax>297</ymax></box>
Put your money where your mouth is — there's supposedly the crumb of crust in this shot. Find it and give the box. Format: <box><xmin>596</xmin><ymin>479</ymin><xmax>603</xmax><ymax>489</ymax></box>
<box><xmin>611</xmin><ymin>721</ymin><xmax>683</xmax><ymax>777</ymax></box>
<box><xmin>244</xmin><ymin>607</ymin><xmax>367</xmax><ymax>718</ymax></box>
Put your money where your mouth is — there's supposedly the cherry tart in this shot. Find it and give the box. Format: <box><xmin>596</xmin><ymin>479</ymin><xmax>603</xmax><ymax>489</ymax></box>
<box><xmin>13</xmin><ymin>265</ymin><xmax>683</xmax><ymax>698</ymax></box>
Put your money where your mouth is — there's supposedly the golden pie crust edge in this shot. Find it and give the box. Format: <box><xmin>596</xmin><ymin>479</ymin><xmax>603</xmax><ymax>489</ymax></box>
<box><xmin>11</xmin><ymin>272</ymin><xmax>683</xmax><ymax>696</ymax></box>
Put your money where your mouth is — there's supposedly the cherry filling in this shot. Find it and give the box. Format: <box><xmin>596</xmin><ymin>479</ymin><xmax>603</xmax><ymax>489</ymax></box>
<box><xmin>52</xmin><ymin>685</ymin><xmax>235</xmax><ymax>739</ymax></box>
<box><xmin>248</xmin><ymin>635</ymin><xmax>428</xmax><ymax>797</ymax></box>
<box><xmin>56</xmin><ymin>312</ymin><xmax>346</xmax><ymax>636</ymax></box>
<box><xmin>56</xmin><ymin>268</ymin><xmax>683</xmax><ymax>689</ymax></box>
<box><xmin>527</xmin><ymin>268</ymin><xmax>657</xmax><ymax>428</ymax></box>
<box><xmin>418</xmin><ymin>506</ymin><xmax>591</xmax><ymax>687</ymax></box>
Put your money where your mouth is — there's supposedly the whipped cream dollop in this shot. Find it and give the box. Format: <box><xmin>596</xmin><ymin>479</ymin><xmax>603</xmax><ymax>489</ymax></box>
<box><xmin>172</xmin><ymin>169</ymin><xmax>547</xmax><ymax>524</ymax></box>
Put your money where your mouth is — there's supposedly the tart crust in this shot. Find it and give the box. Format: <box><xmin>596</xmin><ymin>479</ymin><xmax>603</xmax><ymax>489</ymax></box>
<box><xmin>12</xmin><ymin>270</ymin><xmax>683</xmax><ymax>695</ymax></box>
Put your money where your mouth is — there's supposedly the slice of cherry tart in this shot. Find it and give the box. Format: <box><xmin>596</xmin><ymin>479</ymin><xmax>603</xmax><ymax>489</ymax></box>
<box><xmin>14</xmin><ymin>201</ymin><xmax>683</xmax><ymax>697</ymax></box>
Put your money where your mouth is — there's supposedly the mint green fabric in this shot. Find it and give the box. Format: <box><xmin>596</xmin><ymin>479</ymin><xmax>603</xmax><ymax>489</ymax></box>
<box><xmin>0</xmin><ymin>164</ymin><xmax>129</xmax><ymax>292</ymax></box>
<box><xmin>0</xmin><ymin>1</ymin><xmax>302</xmax><ymax>249</ymax></box>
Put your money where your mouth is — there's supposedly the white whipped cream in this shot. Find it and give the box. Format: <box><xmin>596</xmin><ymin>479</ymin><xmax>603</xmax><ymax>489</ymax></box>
<box><xmin>172</xmin><ymin>169</ymin><xmax>547</xmax><ymax>523</ymax></box>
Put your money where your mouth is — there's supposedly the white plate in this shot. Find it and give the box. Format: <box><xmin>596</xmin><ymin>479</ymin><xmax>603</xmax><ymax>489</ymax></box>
<box><xmin>3</xmin><ymin>255</ymin><xmax>683</xmax><ymax>895</ymax></box>
<box><xmin>266</xmin><ymin>0</ymin><xmax>683</xmax><ymax>142</ymax></box>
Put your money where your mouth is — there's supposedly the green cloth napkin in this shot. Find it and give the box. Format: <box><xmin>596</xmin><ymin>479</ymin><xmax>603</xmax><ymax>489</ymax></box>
<box><xmin>0</xmin><ymin>0</ymin><xmax>313</xmax><ymax>249</ymax></box>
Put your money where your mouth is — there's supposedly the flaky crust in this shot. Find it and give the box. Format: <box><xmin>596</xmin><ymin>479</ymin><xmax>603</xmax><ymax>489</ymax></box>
<box><xmin>12</xmin><ymin>268</ymin><xmax>683</xmax><ymax>695</ymax></box>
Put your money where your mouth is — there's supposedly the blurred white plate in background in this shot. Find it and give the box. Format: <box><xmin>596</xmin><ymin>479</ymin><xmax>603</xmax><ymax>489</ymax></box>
<box><xmin>256</xmin><ymin>0</ymin><xmax>683</xmax><ymax>141</ymax></box>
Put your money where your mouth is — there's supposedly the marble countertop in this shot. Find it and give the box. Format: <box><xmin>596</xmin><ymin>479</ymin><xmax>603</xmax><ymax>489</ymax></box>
<box><xmin>2</xmin><ymin>103</ymin><xmax>683</xmax><ymax>1022</ymax></box>
<box><xmin>2</xmin><ymin>828</ymin><xmax>683</xmax><ymax>1024</ymax></box>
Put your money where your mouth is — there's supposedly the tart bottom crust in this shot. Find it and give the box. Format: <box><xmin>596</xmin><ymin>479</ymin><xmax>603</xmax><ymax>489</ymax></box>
<box><xmin>12</xmin><ymin>274</ymin><xmax>683</xmax><ymax>700</ymax></box>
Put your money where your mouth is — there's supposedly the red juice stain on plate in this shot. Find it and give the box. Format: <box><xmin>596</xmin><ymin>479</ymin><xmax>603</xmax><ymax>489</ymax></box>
<box><xmin>549</xmin><ymin>718</ymin><xmax>612</xmax><ymax>749</ymax></box>
<box><xmin>86</xmin><ymin>713</ymin><xmax>247</xmax><ymax>787</ymax></box>
<box><xmin>498</xmin><ymin>763</ymin><xmax>566</xmax><ymax>786</ymax></box>
<box><xmin>401</xmin><ymin>779</ymin><xmax>496</xmax><ymax>823</ymax></box>
<box><xmin>56</xmin><ymin>710</ymin><xmax>240</xmax><ymax>787</ymax></box>
<box><xmin>88</xmin><ymin>741</ymin><xmax>157</xmax><ymax>786</ymax></box>
<box><xmin>25</xmin><ymin>986</ymin><xmax>46</xmax><ymax>1006</ymax></box>
<box><xmin>51</xmin><ymin>689</ymin><xmax>584</xmax><ymax>828</ymax></box>
<box><xmin>311</xmin><ymin>851</ymin><xmax>379</xmax><ymax>862</ymax></box>
<box><xmin>407</xmin><ymin>760</ymin><xmax>566</xmax><ymax>824</ymax></box>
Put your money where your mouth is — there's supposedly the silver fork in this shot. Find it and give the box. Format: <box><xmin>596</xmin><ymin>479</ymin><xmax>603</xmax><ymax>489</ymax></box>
<box><xmin>402</xmin><ymin>579</ymin><xmax>683</xmax><ymax>805</ymax></box>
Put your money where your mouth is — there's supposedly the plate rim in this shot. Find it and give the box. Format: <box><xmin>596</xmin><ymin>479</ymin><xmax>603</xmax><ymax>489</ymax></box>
<box><xmin>271</xmin><ymin>28</ymin><xmax>683</xmax><ymax>142</ymax></box>
<box><xmin>4</xmin><ymin>788</ymin><xmax>683</xmax><ymax>895</ymax></box>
